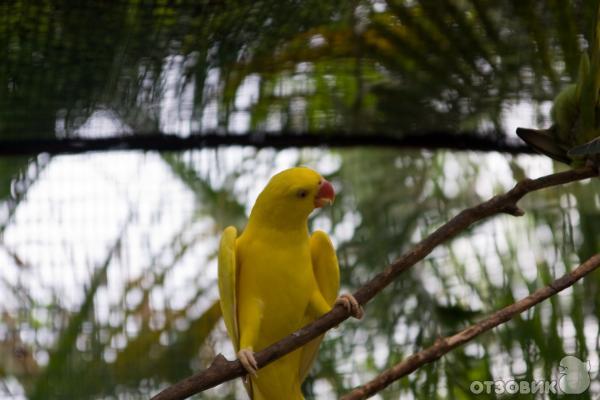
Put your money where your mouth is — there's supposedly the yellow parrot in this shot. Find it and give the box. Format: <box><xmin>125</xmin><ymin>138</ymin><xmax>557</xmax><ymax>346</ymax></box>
<box><xmin>218</xmin><ymin>167</ymin><xmax>363</xmax><ymax>400</ymax></box>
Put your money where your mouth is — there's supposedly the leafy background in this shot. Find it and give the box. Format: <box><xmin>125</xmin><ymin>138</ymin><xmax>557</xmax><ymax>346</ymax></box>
<box><xmin>1</xmin><ymin>1</ymin><xmax>600</xmax><ymax>399</ymax></box>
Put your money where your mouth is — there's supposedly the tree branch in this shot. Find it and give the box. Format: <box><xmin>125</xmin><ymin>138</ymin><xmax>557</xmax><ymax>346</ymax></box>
<box><xmin>342</xmin><ymin>253</ymin><xmax>600</xmax><ymax>400</ymax></box>
<box><xmin>150</xmin><ymin>166</ymin><xmax>596</xmax><ymax>400</ymax></box>
<box><xmin>0</xmin><ymin>131</ymin><xmax>533</xmax><ymax>156</ymax></box>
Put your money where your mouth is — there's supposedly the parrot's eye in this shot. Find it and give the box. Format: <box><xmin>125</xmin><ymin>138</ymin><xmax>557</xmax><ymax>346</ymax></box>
<box><xmin>296</xmin><ymin>189</ymin><xmax>308</xmax><ymax>198</ymax></box>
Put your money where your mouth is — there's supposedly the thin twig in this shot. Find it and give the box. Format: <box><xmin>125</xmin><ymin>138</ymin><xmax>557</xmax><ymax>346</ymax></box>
<box><xmin>150</xmin><ymin>166</ymin><xmax>596</xmax><ymax>400</ymax></box>
<box><xmin>342</xmin><ymin>253</ymin><xmax>600</xmax><ymax>399</ymax></box>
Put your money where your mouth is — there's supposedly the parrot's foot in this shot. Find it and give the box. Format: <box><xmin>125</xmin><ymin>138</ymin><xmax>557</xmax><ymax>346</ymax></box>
<box><xmin>335</xmin><ymin>293</ymin><xmax>364</xmax><ymax>319</ymax></box>
<box><xmin>237</xmin><ymin>348</ymin><xmax>258</xmax><ymax>377</ymax></box>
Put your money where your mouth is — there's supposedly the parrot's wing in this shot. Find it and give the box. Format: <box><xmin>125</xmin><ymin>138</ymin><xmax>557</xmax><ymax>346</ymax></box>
<box><xmin>298</xmin><ymin>230</ymin><xmax>340</xmax><ymax>382</ymax></box>
<box><xmin>219</xmin><ymin>227</ymin><xmax>254</xmax><ymax>399</ymax></box>
<box><xmin>516</xmin><ymin>127</ymin><xmax>572</xmax><ymax>164</ymax></box>
<box><xmin>309</xmin><ymin>231</ymin><xmax>340</xmax><ymax>305</ymax></box>
<box><xmin>567</xmin><ymin>136</ymin><xmax>600</xmax><ymax>157</ymax></box>
<box><xmin>218</xmin><ymin>226</ymin><xmax>239</xmax><ymax>351</ymax></box>
<box><xmin>589</xmin><ymin>3</ymin><xmax>600</xmax><ymax>141</ymax></box>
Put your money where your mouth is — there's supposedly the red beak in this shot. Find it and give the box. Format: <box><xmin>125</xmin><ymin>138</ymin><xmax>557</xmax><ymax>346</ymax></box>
<box><xmin>314</xmin><ymin>179</ymin><xmax>335</xmax><ymax>208</ymax></box>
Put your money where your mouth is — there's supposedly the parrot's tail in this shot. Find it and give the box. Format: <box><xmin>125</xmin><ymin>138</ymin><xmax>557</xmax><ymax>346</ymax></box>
<box><xmin>252</xmin><ymin>386</ymin><xmax>304</xmax><ymax>400</ymax></box>
<box><xmin>251</xmin><ymin>374</ymin><xmax>304</xmax><ymax>400</ymax></box>
<box><xmin>249</xmin><ymin>348</ymin><xmax>306</xmax><ymax>399</ymax></box>
<box><xmin>252</xmin><ymin>392</ymin><xmax>303</xmax><ymax>400</ymax></box>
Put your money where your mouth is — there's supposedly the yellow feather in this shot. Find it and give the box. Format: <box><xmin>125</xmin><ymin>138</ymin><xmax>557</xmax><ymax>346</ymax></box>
<box><xmin>218</xmin><ymin>227</ymin><xmax>254</xmax><ymax>397</ymax></box>
<box><xmin>298</xmin><ymin>230</ymin><xmax>340</xmax><ymax>382</ymax></box>
<box><xmin>218</xmin><ymin>226</ymin><xmax>239</xmax><ymax>351</ymax></box>
<box><xmin>218</xmin><ymin>167</ymin><xmax>339</xmax><ymax>400</ymax></box>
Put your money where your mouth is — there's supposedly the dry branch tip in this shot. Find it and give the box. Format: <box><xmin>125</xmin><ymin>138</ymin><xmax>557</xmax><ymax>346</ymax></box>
<box><xmin>503</xmin><ymin>204</ymin><xmax>525</xmax><ymax>216</ymax></box>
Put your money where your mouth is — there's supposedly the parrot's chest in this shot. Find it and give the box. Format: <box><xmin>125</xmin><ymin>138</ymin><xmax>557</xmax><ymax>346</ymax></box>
<box><xmin>237</xmin><ymin>236</ymin><xmax>315</xmax><ymax>333</ymax></box>
<box><xmin>239</xmin><ymin>239</ymin><xmax>313</xmax><ymax>295</ymax></box>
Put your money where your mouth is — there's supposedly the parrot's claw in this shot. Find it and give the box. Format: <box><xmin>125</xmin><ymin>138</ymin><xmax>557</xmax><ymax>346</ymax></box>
<box><xmin>335</xmin><ymin>293</ymin><xmax>364</xmax><ymax>319</ymax></box>
<box><xmin>237</xmin><ymin>348</ymin><xmax>258</xmax><ymax>377</ymax></box>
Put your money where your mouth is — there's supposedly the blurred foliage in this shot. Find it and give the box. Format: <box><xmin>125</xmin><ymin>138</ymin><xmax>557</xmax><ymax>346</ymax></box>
<box><xmin>1</xmin><ymin>0</ymin><xmax>600</xmax><ymax>399</ymax></box>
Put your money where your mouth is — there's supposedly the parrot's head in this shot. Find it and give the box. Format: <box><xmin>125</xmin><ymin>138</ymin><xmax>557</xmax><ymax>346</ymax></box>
<box><xmin>250</xmin><ymin>167</ymin><xmax>335</xmax><ymax>229</ymax></box>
